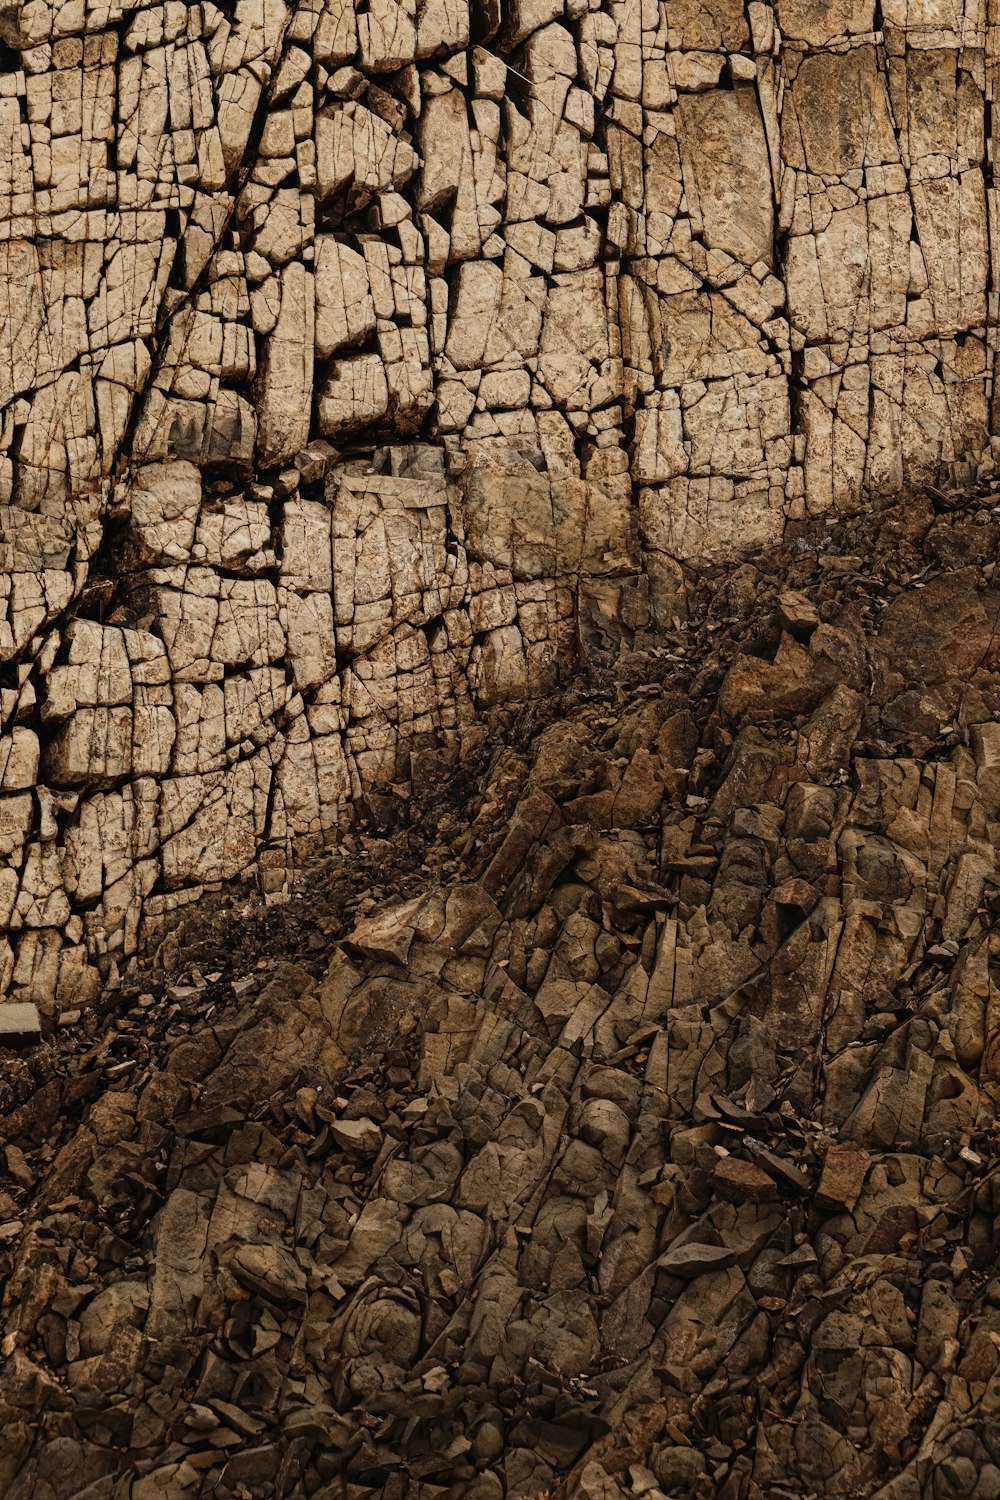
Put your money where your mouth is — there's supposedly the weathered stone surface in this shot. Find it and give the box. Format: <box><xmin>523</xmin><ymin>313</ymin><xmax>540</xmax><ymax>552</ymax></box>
<box><xmin>0</xmin><ymin>6</ymin><xmax>999</xmax><ymax>1494</ymax></box>
<box><xmin>0</xmin><ymin>0</ymin><xmax>995</xmax><ymax>1012</ymax></box>
<box><xmin>1</xmin><ymin>496</ymin><xmax>1000</xmax><ymax>1497</ymax></box>
<box><xmin>0</xmin><ymin>1005</ymin><xmax>40</xmax><ymax>1046</ymax></box>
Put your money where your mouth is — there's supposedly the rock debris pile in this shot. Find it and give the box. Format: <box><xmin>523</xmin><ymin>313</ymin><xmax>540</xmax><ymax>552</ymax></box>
<box><xmin>1</xmin><ymin>0</ymin><xmax>999</xmax><ymax>1007</ymax></box>
<box><xmin>4</xmin><ymin>491</ymin><xmax>1000</xmax><ymax>1497</ymax></box>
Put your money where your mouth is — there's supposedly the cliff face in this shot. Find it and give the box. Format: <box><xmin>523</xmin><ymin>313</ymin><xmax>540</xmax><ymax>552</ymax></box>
<box><xmin>7</xmin><ymin>492</ymin><xmax>1000</xmax><ymax>1499</ymax></box>
<box><xmin>0</xmin><ymin>0</ymin><xmax>996</xmax><ymax>1002</ymax></box>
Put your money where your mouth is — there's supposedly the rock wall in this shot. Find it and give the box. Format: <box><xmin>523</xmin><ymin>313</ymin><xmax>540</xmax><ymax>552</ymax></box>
<box><xmin>0</xmin><ymin>0</ymin><xmax>998</xmax><ymax>1008</ymax></box>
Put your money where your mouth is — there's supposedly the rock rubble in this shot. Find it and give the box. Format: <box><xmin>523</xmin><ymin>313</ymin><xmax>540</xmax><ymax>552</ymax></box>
<box><xmin>3</xmin><ymin>491</ymin><xmax>1000</xmax><ymax>1497</ymax></box>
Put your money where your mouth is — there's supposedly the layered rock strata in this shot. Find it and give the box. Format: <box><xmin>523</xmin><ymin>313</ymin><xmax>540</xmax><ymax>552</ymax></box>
<box><xmin>1</xmin><ymin>0</ymin><xmax>999</xmax><ymax>1005</ymax></box>
<box><xmin>4</xmin><ymin>491</ymin><xmax>1000</xmax><ymax>1496</ymax></box>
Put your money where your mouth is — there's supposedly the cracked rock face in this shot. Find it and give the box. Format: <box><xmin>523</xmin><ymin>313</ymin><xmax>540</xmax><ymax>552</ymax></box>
<box><xmin>0</xmin><ymin>0</ymin><xmax>999</xmax><ymax>1006</ymax></box>
<box><xmin>6</xmin><ymin>494</ymin><xmax>1000</xmax><ymax>1496</ymax></box>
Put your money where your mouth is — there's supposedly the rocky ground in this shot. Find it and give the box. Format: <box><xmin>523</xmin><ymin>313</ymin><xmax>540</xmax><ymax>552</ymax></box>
<box><xmin>5</xmin><ymin>486</ymin><xmax>1000</xmax><ymax>1498</ymax></box>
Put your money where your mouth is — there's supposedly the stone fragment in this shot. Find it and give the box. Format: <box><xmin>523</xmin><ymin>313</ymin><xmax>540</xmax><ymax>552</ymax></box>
<box><xmin>657</xmin><ymin>1242</ymin><xmax>739</xmax><ymax>1278</ymax></box>
<box><xmin>329</xmin><ymin>1117</ymin><xmax>383</xmax><ymax>1153</ymax></box>
<box><xmin>815</xmin><ymin>1140</ymin><xmax>869</xmax><ymax>1213</ymax></box>
<box><xmin>713</xmin><ymin>1155</ymin><xmax>778</xmax><ymax>1203</ymax></box>
<box><xmin>0</xmin><ymin>1004</ymin><xmax>41</xmax><ymax>1045</ymax></box>
<box><xmin>317</xmin><ymin>354</ymin><xmax>389</xmax><ymax>436</ymax></box>
<box><xmin>778</xmin><ymin>590</ymin><xmax>820</xmax><ymax>638</ymax></box>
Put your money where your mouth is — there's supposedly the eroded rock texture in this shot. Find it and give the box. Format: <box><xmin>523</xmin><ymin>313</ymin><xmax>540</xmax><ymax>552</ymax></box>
<box><xmin>1</xmin><ymin>0</ymin><xmax>999</xmax><ymax>1005</ymax></box>
<box><xmin>5</xmin><ymin>494</ymin><xmax>1000</xmax><ymax>1496</ymax></box>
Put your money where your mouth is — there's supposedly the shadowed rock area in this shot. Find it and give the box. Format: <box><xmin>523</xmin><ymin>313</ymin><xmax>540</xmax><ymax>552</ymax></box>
<box><xmin>4</xmin><ymin>487</ymin><xmax>1000</xmax><ymax>1497</ymax></box>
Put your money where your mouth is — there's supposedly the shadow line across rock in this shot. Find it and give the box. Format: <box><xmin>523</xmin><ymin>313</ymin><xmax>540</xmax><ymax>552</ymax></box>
<box><xmin>4</xmin><ymin>489</ymin><xmax>1000</xmax><ymax>1498</ymax></box>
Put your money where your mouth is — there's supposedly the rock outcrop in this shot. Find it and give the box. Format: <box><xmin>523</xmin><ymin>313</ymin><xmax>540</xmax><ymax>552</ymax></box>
<box><xmin>1</xmin><ymin>0</ymin><xmax>999</xmax><ymax>1005</ymax></box>
<box><xmin>4</xmin><ymin>490</ymin><xmax>1000</xmax><ymax>1497</ymax></box>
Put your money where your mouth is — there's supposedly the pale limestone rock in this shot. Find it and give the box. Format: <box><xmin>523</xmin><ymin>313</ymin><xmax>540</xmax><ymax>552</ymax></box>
<box><xmin>129</xmin><ymin>462</ymin><xmax>203</xmax><ymax>564</ymax></box>
<box><xmin>415</xmin><ymin>87</ymin><xmax>471</xmax><ymax>212</ymax></box>
<box><xmin>256</xmin><ymin>261</ymin><xmax>315</xmax><ymax>467</ymax></box>
<box><xmin>317</xmin><ymin>353</ymin><xmax>390</xmax><ymax>436</ymax></box>
<box><xmin>0</xmin><ymin>729</ymin><xmax>40</xmax><ymax>793</ymax></box>
<box><xmin>416</xmin><ymin>0</ymin><xmax>469</xmax><ymax>56</ymax></box>
<box><xmin>313</xmin><ymin>0</ymin><xmax>359</xmax><ymax>64</ymax></box>
<box><xmin>671</xmin><ymin>52</ymin><xmax>725</xmax><ymax>90</ymax></box>
<box><xmin>315</xmin><ymin>102</ymin><xmax>418</xmax><ymax>201</ymax></box>
<box><xmin>537</xmin><ymin>270</ymin><xmax>613</xmax><ymax>408</ymax></box>
<box><xmin>314</xmin><ymin>237</ymin><xmax>376</xmax><ymax>357</ymax></box>
<box><xmin>676</xmin><ymin>89</ymin><xmax>774</xmax><ymax>268</ymax></box>
<box><xmin>358</xmin><ymin>0</ymin><xmax>416</xmax><ymax>71</ymax></box>
<box><xmin>0</xmin><ymin>0</ymin><xmax>995</xmax><ymax>1009</ymax></box>
<box><xmin>196</xmin><ymin>500</ymin><xmax>272</xmax><ymax>569</ymax></box>
<box><xmin>444</xmin><ymin>262</ymin><xmax>503</xmax><ymax>371</ymax></box>
<box><xmin>45</xmin><ymin>707</ymin><xmax>135</xmax><ymax>787</ymax></box>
